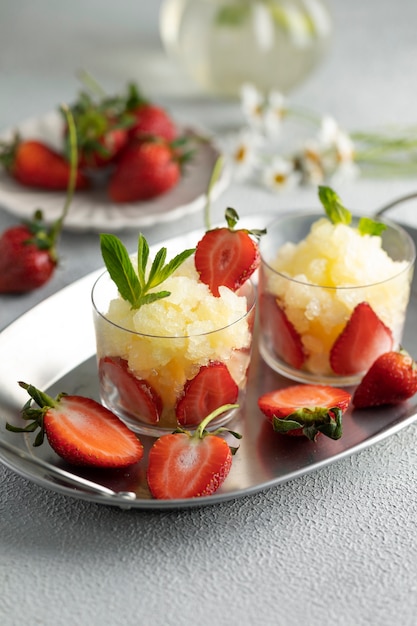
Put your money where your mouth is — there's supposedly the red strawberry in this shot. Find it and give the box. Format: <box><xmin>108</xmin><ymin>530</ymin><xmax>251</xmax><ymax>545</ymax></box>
<box><xmin>66</xmin><ymin>89</ymin><xmax>131</xmax><ymax>169</ymax></box>
<box><xmin>147</xmin><ymin>407</ymin><xmax>241</xmax><ymax>499</ymax></box>
<box><xmin>260</xmin><ymin>293</ymin><xmax>305</xmax><ymax>369</ymax></box>
<box><xmin>99</xmin><ymin>356</ymin><xmax>162</xmax><ymax>424</ymax></box>
<box><xmin>6</xmin><ymin>382</ymin><xmax>144</xmax><ymax>468</ymax></box>
<box><xmin>124</xmin><ymin>83</ymin><xmax>177</xmax><ymax>141</ymax></box>
<box><xmin>108</xmin><ymin>138</ymin><xmax>182</xmax><ymax>203</ymax></box>
<box><xmin>352</xmin><ymin>349</ymin><xmax>417</xmax><ymax>408</ymax></box>
<box><xmin>195</xmin><ymin>208</ymin><xmax>264</xmax><ymax>297</ymax></box>
<box><xmin>175</xmin><ymin>362</ymin><xmax>239</xmax><ymax>427</ymax></box>
<box><xmin>0</xmin><ymin>107</ymin><xmax>79</xmax><ymax>293</ymax></box>
<box><xmin>0</xmin><ymin>137</ymin><xmax>88</xmax><ymax>190</ymax></box>
<box><xmin>330</xmin><ymin>302</ymin><xmax>393</xmax><ymax>376</ymax></box>
<box><xmin>0</xmin><ymin>217</ymin><xmax>57</xmax><ymax>293</ymax></box>
<box><xmin>258</xmin><ymin>384</ymin><xmax>351</xmax><ymax>440</ymax></box>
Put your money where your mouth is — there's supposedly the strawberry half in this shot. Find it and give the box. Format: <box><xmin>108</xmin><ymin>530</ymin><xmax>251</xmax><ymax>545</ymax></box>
<box><xmin>195</xmin><ymin>208</ymin><xmax>264</xmax><ymax>297</ymax></box>
<box><xmin>147</xmin><ymin>406</ymin><xmax>241</xmax><ymax>499</ymax></box>
<box><xmin>352</xmin><ymin>349</ymin><xmax>417</xmax><ymax>408</ymax></box>
<box><xmin>175</xmin><ymin>362</ymin><xmax>239</xmax><ymax>427</ymax></box>
<box><xmin>7</xmin><ymin>382</ymin><xmax>144</xmax><ymax>468</ymax></box>
<box><xmin>258</xmin><ymin>384</ymin><xmax>351</xmax><ymax>440</ymax></box>
<box><xmin>99</xmin><ymin>356</ymin><xmax>162</xmax><ymax>424</ymax></box>
<box><xmin>260</xmin><ymin>294</ymin><xmax>305</xmax><ymax>369</ymax></box>
<box><xmin>330</xmin><ymin>302</ymin><xmax>393</xmax><ymax>376</ymax></box>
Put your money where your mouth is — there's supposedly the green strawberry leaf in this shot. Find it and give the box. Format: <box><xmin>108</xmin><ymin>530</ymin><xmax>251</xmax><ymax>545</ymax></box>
<box><xmin>318</xmin><ymin>185</ymin><xmax>351</xmax><ymax>225</ymax></box>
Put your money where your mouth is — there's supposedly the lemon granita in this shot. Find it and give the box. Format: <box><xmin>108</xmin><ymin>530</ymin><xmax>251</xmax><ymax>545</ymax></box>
<box><xmin>92</xmin><ymin>209</ymin><xmax>260</xmax><ymax>436</ymax></box>
<box><xmin>259</xmin><ymin>187</ymin><xmax>415</xmax><ymax>385</ymax></box>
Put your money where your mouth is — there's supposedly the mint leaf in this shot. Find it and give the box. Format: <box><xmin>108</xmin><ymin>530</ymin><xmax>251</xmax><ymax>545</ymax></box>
<box><xmin>358</xmin><ymin>217</ymin><xmax>387</xmax><ymax>237</ymax></box>
<box><xmin>100</xmin><ymin>234</ymin><xmax>140</xmax><ymax>307</ymax></box>
<box><xmin>100</xmin><ymin>232</ymin><xmax>195</xmax><ymax>310</ymax></box>
<box><xmin>318</xmin><ymin>186</ymin><xmax>351</xmax><ymax>225</ymax></box>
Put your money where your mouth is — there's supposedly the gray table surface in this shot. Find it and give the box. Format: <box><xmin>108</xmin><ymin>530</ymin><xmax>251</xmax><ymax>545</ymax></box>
<box><xmin>1</xmin><ymin>1</ymin><xmax>417</xmax><ymax>625</ymax></box>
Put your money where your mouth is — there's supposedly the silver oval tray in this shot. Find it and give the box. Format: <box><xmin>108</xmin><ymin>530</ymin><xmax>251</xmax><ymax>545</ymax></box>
<box><xmin>1</xmin><ymin>216</ymin><xmax>417</xmax><ymax>509</ymax></box>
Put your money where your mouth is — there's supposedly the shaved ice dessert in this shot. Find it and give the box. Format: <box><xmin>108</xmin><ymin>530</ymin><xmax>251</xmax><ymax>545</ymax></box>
<box><xmin>259</xmin><ymin>187</ymin><xmax>415</xmax><ymax>384</ymax></box>
<box><xmin>92</xmin><ymin>213</ymin><xmax>258</xmax><ymax>435</ymax></box>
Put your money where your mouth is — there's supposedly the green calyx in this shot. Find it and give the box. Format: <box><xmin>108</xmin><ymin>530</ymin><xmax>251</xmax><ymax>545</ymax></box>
<box><xmin>5</xmin><ymin>381</ymin><xmax>63</xmax><ymax>447</ymax></box>
<box><xmin>272</xmin><ymin>405</ymin><xmax>343</xmax><ymax>441</ymax></box>
<box><xmin>100</xmin><ymin>232</ymin><xmax>195</xmax><ymax>310</ymax></box>
<box><xmin>318</xmin><ymin>185</ymin><xmax>386</xmax><ymax>237</ymax></box>
<box><xmin>224</xmin><ymin>207</ymin><xmax>267</xmax><ymax>239</ymax></box>
<box><xmin>174</xmin><ymin>404</ymin><xmax>242</xmax><ymax>453</ymax></box>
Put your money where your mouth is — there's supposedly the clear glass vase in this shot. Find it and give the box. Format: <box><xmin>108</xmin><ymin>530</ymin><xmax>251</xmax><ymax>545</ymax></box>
<box><xmin>159</xmin><ymin>0</ymin><xmax>333</xmax><ymax>98</ymax></box>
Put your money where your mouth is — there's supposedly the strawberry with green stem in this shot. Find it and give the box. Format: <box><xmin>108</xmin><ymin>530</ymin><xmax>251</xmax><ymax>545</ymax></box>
<box><xmin>124</xmin><ymin>82</ymin><xmax>178</xmax><ymax>142</ymax></box>
<box><xmin>6</xmin><ymin>382</ymin><xmax>144</xmax><ymax>468</ymax></box>
<box><xmin>0</xmin><ymin>105</ymin><xmax>78</xmax><ymax>293</ymax></box>
<box><xmin>195</xmin><ymin>207</ymin><xmax>266</xmax><ymax>296</ymax></box>
<box><xmin>147</xmin><ymin>404</ymin><xmax>241</xmax><ymax>499</ymax></box>
<box><xmin>258</xmin><ymin>384</ymin><xmax>351</xmax><ymax>441</ymax></box>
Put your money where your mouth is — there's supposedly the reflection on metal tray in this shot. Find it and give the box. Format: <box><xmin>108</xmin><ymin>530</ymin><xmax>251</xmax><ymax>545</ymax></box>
<box><xmin>0</xmin><ymin>216</ymin><xmax>416</xmax><ymax>510</ymax></box>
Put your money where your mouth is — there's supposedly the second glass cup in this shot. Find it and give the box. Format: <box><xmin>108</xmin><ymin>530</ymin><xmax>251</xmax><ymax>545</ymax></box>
<box><xmin>258</xmin><ymin>211</ymin><xmax>415</xmax><ymax>386</ymax></box>
<box><xmin>92</xmin><ymin>269</ymin><xmax>256</xmax><ymax>437</ymax></box>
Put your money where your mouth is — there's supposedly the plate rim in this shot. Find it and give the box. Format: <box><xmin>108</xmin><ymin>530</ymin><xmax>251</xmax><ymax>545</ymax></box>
<box><xmin>0</xmin><ymin>110</ymin><xmax>231</xmax><ymax>232</ymax></box>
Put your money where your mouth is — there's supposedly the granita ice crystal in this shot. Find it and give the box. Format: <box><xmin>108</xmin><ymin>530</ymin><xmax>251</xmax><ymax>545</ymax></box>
<box><xmin>267</xmin><ymin>217</ymin><xmax>411</xmax><ymax>375</ymax></box>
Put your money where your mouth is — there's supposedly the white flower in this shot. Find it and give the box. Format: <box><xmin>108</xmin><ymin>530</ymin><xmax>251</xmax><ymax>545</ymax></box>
<box><xmin>262</xmin><ymin>157</ymin><xmax>301</xmax><ymax>192</ymax></box>
<box><xmin>240</xmin><ymin>83</ymin><xmax>265</xmax><ymax>130</ymax></box>
<box><xmin>263</xmin><ymin>90</ymin><xmax>287</xmax><ymax>138</ymax></box>
<box><xmin>221</xmin><ymin>129</ymin><xmax>262</xmax><ymax>182</ymax></box>
<box><xmin>298</xmin><ymin>140</ymin><xmax>325</xmax><ymax>184</ymax></box>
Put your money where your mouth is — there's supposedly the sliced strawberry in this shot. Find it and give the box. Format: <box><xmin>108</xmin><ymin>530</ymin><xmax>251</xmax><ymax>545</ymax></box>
<box><xmin>260</xmin><ymin>293</ymin><xmax>305</xmax><ymax>369</ymax></box>
<box><xmin>258</xmin><ymin>384</ymin><xmax>351</xmax><ymax>440</ymax></box>
<box><xmin>195</xmin><ymin>207</ymin><xmax>263</xmax><ymax>297</ymax></box>
<box><xmin>7</xmin><ymin>382</ymin><xmax>144</xmax><ymax>468</ymax></box>
<box><xmin>175</xmin><ymin>362</ymin><xmax>239</xmax><ymax>427</ymax></box>
<box><xmin>352</xmin><ymin>349</ymin><xmax>417</xmax><ymax>408</ymax></box>
<box><xmin>147</xmin><ymin>408</ymin><xmax>240</xmax><ymax>499</ymax></box>
<box><xmin>99</xmin><ymin>356</ymin><xmax>162</xmax><ymax>424</ymax></box>
<box><xmin>330</xmin><ymin>302</ymin><xmax>393</xmax><ymax>376</ymax></box>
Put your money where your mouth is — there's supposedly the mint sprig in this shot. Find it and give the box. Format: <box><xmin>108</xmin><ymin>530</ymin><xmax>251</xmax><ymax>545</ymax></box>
<box><xmin>100</xmin><ymin>233</ymin><xmax>195</xmax><ymax>309</ymax></box>
<box><xmin>318</xmin><ymin>185</ymin><xmax>351</xmax><ymax>225</ymax></box>
<box><xmin>318</xmin><ymin>185</ymin><xmax>386</xmax><ymax>236</ymax></box>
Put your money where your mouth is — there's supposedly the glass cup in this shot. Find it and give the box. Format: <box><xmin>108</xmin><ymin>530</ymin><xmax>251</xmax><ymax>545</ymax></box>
<box><xmin>258</xmin><ymin>211</ymin><xmax>416</xmax><ymax>386</ymax></box>
<box><xmin>92</xmin><ymin>271</ymin><xmax>256</xmax><ymax>437</ymax></box>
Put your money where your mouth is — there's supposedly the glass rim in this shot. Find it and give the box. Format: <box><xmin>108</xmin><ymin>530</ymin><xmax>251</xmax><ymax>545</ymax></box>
<box><xmin>91</xmin><ymin>270</ymin><xmax>257</xmax><ymax>340</ymax></box>
<box><xmin>260</xmin><ymin>210</ymin><xmax>416</xmax><ymax>290</ymax></box>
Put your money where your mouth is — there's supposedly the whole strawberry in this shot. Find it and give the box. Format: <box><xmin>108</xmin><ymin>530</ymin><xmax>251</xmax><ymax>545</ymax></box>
<box><xmin>352</xmin><ymin>349</ymin><xmax>417</xmax><ymax>408</ymax></box>
<box><xmin>65</xmin><ymin>89</ymin><xmax>131</xmax><ymax>169</ymax></box>
<box><xmin>124</xmin><ymin>82</ymin><xmax>178</xmax><ymax>142</ymax></box>
<box><xmin>0</xmin><ymin>136</ymin><xmax>88</xmax><ymax>190</ymax></box>
<box><xmin>0</xmin><ymin>212</ymin><xmax>58</xmax><ymax>293</ymax></box>
<box><xmin>0</xmin><ymin>106</ymin><xmax>78</xmax><ymax>293</ymax></box>
<box><xmin>108</xmin><ymin>138</ymin><xmax>184</xmax><ymax>203</ymax></box>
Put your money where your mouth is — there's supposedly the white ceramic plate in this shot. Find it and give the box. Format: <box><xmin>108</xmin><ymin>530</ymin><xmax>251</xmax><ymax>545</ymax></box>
<box><xmin>1</xmin><ymin>216</ymin><xmax>417</xmax><ymax>510</ymax></box>
<box><xmin>0</xmin><ymin>111</ymin><xmax>230</xmax><ymax>231</ymax></box>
